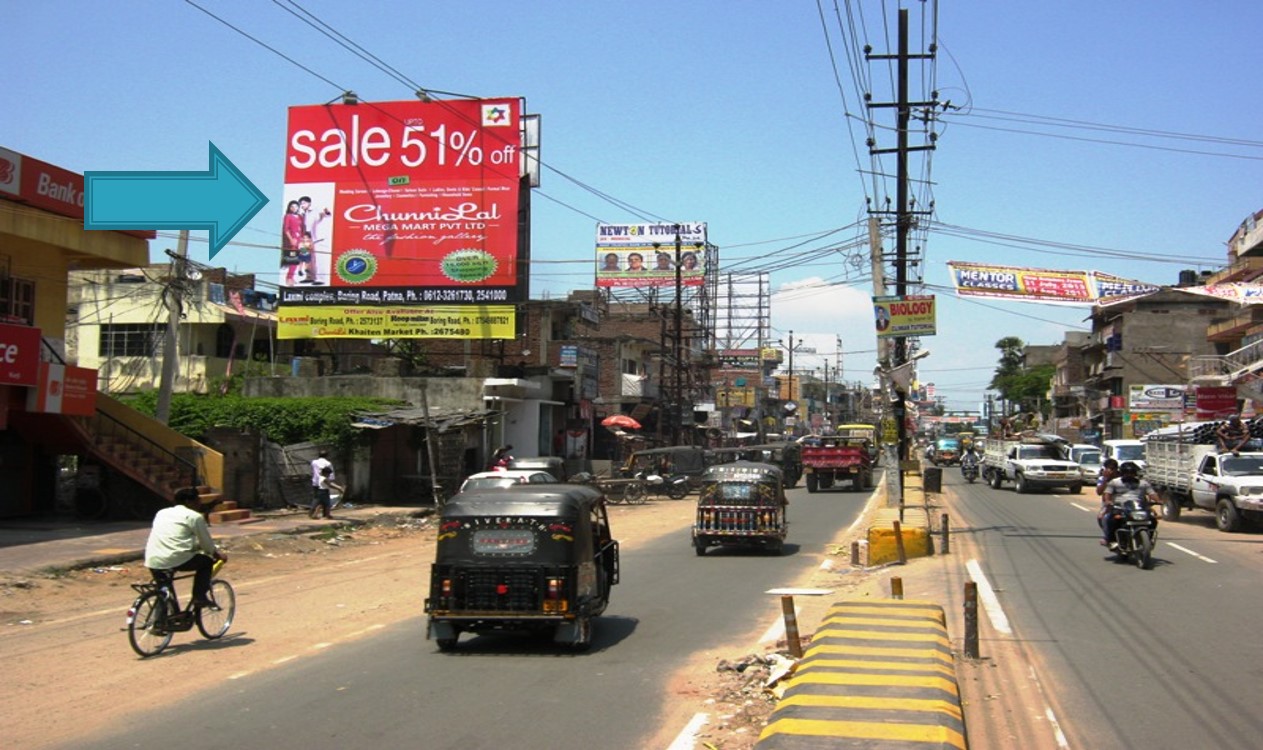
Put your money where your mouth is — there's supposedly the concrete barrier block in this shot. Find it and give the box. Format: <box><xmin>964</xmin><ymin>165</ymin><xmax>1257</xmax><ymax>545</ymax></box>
<box><xmin>756</xmin><ymin>600</ymin><xmax>966</xmax><ymax>749</ymax></box>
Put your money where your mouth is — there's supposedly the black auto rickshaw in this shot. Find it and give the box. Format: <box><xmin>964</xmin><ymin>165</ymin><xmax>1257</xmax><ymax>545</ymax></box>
<box><xmin>507</xmin><ymin>455</ymin><xmax>568</xmax><ymax>481</ymax></box>
<box><xmin>424</xmin><ymin>484</ymin><xmax>619</xmax><ymax>651</ymax></box>
<box><xmin>620</xmin><ymin>446</ymin><xmax>709</xmax><ymax>498</ymax></box>
<box><xmin>705</xmin><ymin>443</ymin><xmax>802</xmax><ymax>489</ymax></box>
<box><xmin>692</xmin><ymin>461</ymin><xmax>788</xmax><ymax>556</ymax></box>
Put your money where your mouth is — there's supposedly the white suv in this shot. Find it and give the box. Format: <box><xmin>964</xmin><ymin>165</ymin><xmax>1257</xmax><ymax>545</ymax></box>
<box><xmin>1102</xmin><ymin>439</ymin><xmax>1145</xmax><ymax>472</ymax></box>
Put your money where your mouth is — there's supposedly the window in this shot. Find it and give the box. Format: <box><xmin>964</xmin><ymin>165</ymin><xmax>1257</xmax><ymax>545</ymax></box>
<box><xmin>0</xmin><ymin>277</ymin><xmax>35</xmax><ymax>325</ymax></box>
<box><xmin>99</xmin><ymin>324</ymin><xmax>163</xmax><ymax>357</ymax></box>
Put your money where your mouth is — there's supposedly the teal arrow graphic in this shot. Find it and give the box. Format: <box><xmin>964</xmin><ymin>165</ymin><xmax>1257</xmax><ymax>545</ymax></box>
<box><xmin>84</xmin><ymin>142</ymin><xmax>269</xmax><ymax>258</ymax></box>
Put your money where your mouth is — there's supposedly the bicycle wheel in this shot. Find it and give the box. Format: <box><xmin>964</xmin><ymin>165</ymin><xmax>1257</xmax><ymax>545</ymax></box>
<box><xmin>196</xmin><ymin>579</ymin><xmax>237</xmax><ymax>639</ymax></box>
<box><xmin>623</xmin><ymin>481</ymin><xmax>647</xmax><ymax>505</ymax></box>
<box><xmin>128</xmin><ymin>591</ymin><xmax>173</xmax><ymax>657</ymax></box>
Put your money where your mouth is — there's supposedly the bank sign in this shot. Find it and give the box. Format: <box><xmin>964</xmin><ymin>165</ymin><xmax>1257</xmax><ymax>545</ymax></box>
<box><xmin>1128</xmin><ymin>384</ymin><xmax>1185</xmax><ymax>411</ymax></box>
<box><xmin>873</xmin><ymin>294</ymin><xmax>936</xmax><ymax>339</ymax></box>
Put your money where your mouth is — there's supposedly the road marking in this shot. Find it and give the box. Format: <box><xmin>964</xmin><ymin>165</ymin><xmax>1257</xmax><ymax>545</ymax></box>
<box><xmin>1069</xmin><ymin>502</ymin><xmax>1095</xmax><ymax>513</ymax></box>
<box><xmin>965</xmin><ymin>559</ymin><xmax>1012</xmax><ymax>635</ymax></box>
<box><xmin>228</xmin><ymin>671</ymin><xmax>252</xmax><ymax>680</ymax></box>
<box><xmin>1166</xmin><ymin>542</ymin><xmax>1218</xmax><ymax>564</ymax></box>
<box><xmin>666</xmin><ymin>712</ymin><xmax>709</xmax><ymax>750</ymax></box>
<box><xmin>273</xmin><ymin>655</ymin><xmax>297</xmax><ymax>665</ymax></box>
<box><xmin>1039</xmin><ymin>679</ymin><xmax>1072</xmax><ymax>750</ymax></box>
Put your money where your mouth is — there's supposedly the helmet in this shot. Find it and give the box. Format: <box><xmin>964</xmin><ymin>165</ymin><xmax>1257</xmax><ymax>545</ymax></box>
<box><xmin>1119</xmin><ymin>461</ymin><xmax>1140</xmax><ymax>475</ymax></box>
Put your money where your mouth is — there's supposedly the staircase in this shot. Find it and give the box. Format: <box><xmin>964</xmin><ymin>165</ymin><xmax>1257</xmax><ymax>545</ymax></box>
<box><xmin>77</xmin><ymin>410</ymin><xmax>254</xmax><ymax>525</ymax></box>
<box><xmin>1190</xmin><ymin>339</ymin><xmax>1263</xmax><ymax>404</ymax></box>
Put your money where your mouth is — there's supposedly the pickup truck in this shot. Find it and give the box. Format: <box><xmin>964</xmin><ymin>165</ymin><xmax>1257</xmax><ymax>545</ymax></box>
<box><xmin>799</xmin><ymin>435</ymin><xmax>874</xmax><ymax>493</ymax></box>
<box><xmin>981</xmin><ymin>435</ymin><xmax>1084</xmax><ymax>494</ymax></box>
<box><xmin>1143</xmin><ymin>428</ymin><xmax>1263</xmax><ymax>532</ymax></box>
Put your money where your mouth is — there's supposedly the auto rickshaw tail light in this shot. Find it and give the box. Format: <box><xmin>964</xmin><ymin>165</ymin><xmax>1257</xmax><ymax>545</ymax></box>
<box><xmin>544</xmin><ymin>577</ymin><xmax>568</xmax><ymax>613</ymax></box>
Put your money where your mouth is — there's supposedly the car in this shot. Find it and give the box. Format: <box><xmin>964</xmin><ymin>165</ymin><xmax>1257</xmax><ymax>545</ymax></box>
<box><xmin>1102</xmin><ymin>439</ymin><xmax>1145</xmax><ymax>472</ymax></box>
<box><xmin>458</xmin><ymin>470</ymin><xmax>558</xmax><ymax>493</ymax></box>
<box><xmin>1068</xmin><ymin>443</ymin><xmax>1102</xmax><ymax>481</ymax></box>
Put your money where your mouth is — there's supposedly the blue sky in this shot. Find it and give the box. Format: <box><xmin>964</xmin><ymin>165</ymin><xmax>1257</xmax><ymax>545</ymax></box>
<box><xmin>7</xmin><ymin>1</ymin><xmax>1260</xmax><ymax>410</ymax></box>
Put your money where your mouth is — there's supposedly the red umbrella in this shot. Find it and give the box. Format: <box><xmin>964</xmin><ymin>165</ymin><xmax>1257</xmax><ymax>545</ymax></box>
<box><xmin>601</xmin><ymin>414</ymin><xmax>641</xmax><ymax>430</ymax></box>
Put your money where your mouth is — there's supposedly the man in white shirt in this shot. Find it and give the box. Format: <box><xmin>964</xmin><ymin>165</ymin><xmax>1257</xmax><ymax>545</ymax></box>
<box><xmin>311</xmin><ymin>450</ymin><xmax>334</xmax><ymax>507</ymax></box>
<box><xmin>143</xmin><ymin>488</ymin><xmax>224</xmax><ymax>607</ymax></box>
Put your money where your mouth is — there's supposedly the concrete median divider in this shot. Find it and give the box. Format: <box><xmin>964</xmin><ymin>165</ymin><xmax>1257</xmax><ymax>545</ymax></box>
<box><xmin>755</xmin><ymin>599</ymin><xmax>967</xmax><ymax>749</ymax></box>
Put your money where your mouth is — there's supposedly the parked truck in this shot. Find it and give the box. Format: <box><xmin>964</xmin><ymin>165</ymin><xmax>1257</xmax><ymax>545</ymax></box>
<box><xmin>799</xmin><ymin>434</ymin><xmax>874</xmax><ymax>493</ymax></box>
<box><xmin>981</xmin><ymin>434</ymin><xmax>1083</xmax><ymax>494</ymax></box>
<box><xmin>1143</xmin><ymin>424</ymin><xmax>1263</xmax><ymax>532</ymax></box>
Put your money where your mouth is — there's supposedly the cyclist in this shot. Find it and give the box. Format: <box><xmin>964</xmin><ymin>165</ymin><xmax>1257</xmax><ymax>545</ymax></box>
<box><xmin>143</xmin><ymin>487</ymin><xmax>226</xmax><ymax>608</ymax></box>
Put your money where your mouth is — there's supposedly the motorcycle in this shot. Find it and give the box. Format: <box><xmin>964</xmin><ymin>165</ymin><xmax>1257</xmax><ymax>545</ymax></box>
<box><xmin>960</xmin><ymin>454</ymin><xmax>979</xmax><ymax>483</ymax></box>
<box><xmin>637</xmin><ymin>471</ymin><xmax>691</xmax><ymax>500</ymax></box>
<box><xmin>1106</xmin><ymin>499</ymin><xmax>1159</xmax><ymax>570</ymax></box>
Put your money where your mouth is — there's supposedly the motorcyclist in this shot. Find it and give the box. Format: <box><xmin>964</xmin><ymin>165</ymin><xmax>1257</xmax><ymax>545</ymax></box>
<box><xmin>1100</xmin><ymin>461</ymin><xmax>1158</xmax><ymax>551</ymax></box>
<box><xmin>960</xmin><ymin>443</ymin><xmax>980</xmax><ymax>476</ymax></box>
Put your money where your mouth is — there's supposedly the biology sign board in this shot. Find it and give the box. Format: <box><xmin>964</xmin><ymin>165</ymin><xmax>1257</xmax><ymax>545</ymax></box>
<box><xmin>1127</xmin><ymin>384</ymin><xmax>1185</xmax><ymax>411</ymax></box>
<box><xmin>278</xmin><ymin>99</ymin><xmax>525</xmax><ymax>339</ymax></box>
<box><xmin>873</xmin><ymin>295</ymin><xmax>936</xmax><ymax>339</ymax></box>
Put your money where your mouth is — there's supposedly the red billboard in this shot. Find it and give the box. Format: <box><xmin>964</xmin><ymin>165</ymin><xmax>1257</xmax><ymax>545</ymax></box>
<box><xmin>280</xmin><ymin>99</ymin><xmax>524</xmax><ymax>303</ymax></box>
<box><xmin>0</xmin><ymin>323</ymin><xmax>43</xmax><ymax>386</ymax></box>
<box><xmin>0</xmin><ymin>147</ymin><xmax>153</xmax><ymax>239</ymax></box>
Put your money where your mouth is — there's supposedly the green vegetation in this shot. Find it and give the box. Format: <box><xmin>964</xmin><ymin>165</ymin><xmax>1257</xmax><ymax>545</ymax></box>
<box><xmin>123</xmin><ymin>392</ymin><xmax>400</xmax><ymax>448</ymax></box>
<box><xmin>989</xmin><ymin>336</ymin><xmax>1054</xmax><ymax>417</ymax></box>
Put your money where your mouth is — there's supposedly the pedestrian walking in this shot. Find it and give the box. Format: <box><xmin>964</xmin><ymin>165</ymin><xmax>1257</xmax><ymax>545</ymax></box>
<box><xmin>311</xmin><ymin>450</ymin><xmax>333</xmax><ymax>510</ymax></box>
<box><xmin>311</xmin><ymin>466</ymin><xmax>344</xmax><ymax>519</ymax></box>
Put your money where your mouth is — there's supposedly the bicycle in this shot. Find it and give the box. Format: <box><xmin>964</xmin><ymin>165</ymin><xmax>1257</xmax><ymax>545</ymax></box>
<box><xmin>126</xmin><ymin>559</ymin><xmax>236</xmax><ymax>658</ymax></box>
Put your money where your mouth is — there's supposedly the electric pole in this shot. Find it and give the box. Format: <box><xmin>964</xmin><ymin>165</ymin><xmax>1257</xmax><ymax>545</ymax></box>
<box><xmin>866</xmin><ymin>8</ymin><xmax>936</xmax><ymax>462</ymax></box>
<box><xmin>155</xmin><ymin>230</ymin><xmax>189</xmax><ymax>425</ymax></box>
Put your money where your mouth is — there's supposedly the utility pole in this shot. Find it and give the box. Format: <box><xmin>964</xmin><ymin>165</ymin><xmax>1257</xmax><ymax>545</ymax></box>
<box><xmin>155</xmin><ymin>230</ymin><xmax>189</xmax><ymax>425</ymax></box>
<box><xmin>673</xmin><ymin>225</ymin><xmax>684</xmax><ymax>446</ymax></box>
<box><xmin>866</xmin><ymin>8</ymin><xmax>935</xmax><ymax>463</ymax></box>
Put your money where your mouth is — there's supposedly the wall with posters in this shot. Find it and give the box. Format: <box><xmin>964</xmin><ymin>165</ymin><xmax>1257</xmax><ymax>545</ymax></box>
<box><xmin>279</xmin><ymin>99</ymin><xmax>527</xmax><ymax>339</ymax></box>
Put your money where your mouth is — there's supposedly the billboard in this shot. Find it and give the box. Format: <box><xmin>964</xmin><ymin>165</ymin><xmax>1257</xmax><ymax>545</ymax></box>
<box><xmin>947</xmin><ymin>262</ymin><xmax>1160</xmax><ymax>306</ymax></box>
<box><xmin>873</xmin><ymin>295</ymin><xmax>936</xmax><ymax>339</ymax></box>
<box><xmin>279</xmin><ymin>99</ymin><xmax>525</xmax><ymax>338</ymax></box>
<box><xmin>595</xmin><ymin>222</ymin><xmax>706</xmax><ymax>288</ymax></box>
<box><xmin>1127</xmin><ymin>384</ymin><xmax>1185</xmax><ymax>411</ymax></box>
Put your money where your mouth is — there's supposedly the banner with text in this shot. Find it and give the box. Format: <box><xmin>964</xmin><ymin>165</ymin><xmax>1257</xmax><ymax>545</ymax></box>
<box><xmin>278</xmin><ymin>305</ymin><xmax>515</xmax><ymax>339</ymax></box>
<box><xmin>280</xmin><ymin>98</ymin><xmax>525</xmax><ymax>339</ymax></box>
<box><xmin>595</xmin><ymin>222</ymin><xmax>706</xmax><ymax>288</ymax></box>
<box><xmin>873</xmin><ymin>294</ymin><xmax>936</xmax><ymax>339</ymax></box>
<box><xmin>947</xmin><ymin>262</ymin><xmax>1161</xmax><ymax>306</ymax></box>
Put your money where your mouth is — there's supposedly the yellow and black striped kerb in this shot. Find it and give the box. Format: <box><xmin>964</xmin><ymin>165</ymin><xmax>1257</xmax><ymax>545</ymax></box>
<box><xmin>755</xmin><ymin>599</ymin><xmax>967</xmax><ymax>749</ymax></box>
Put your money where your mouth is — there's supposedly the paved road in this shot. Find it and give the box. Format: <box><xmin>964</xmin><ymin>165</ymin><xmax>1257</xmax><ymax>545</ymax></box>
<box><xmin>59</xmin><ymin>486</ymin><xmax>871</xmax><ymax>750</ymax></box>
<box><xmin>947</xmin><ymin>469</ymin><xmax>1263</xmax><ymax>750</ymax></box>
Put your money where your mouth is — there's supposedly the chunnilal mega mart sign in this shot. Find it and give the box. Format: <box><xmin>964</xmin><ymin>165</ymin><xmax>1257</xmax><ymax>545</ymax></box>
<box><xmin>277</xmin><ymin>98</ymin><xmax>525</xmax><ymax>339</ymax></box>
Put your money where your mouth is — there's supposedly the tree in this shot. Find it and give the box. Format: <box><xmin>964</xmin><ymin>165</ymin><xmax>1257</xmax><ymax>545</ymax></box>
<box><xmin>989</xmin><ymin>337</ymin><xmax>1053</xmax><ymax>417</ymax></box>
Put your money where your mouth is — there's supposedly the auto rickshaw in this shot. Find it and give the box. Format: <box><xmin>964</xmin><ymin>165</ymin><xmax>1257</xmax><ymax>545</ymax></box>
<box><xmin>833</xmin><ymin>423</ymin><xmax>880</xmax><ymax>466</ymax></box>
<box><xmin>692</xmin><ymin>461</ymin><xmax>788</xmax><ymax>556</ymax></box>
<box><xmin>424</xmin><ymin>484</ymin><xmax>619</xmax><ymax>651</ymax></box>
<box><xmin>620</xmin><ymin>446</ymin><xmax>709</xmax><ymax>498</ymax></box>
<box><xmin>706</xmin><ymin>443</ymin><xmax>803</xmax><ymax>489</ymax></box>
<box><xmin>933</xmin><ymin>437</ymin><xmax>961</xmax><ymax>466</ymax></box>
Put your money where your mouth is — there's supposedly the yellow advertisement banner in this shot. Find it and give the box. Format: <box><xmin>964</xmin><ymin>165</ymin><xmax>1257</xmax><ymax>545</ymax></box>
<box><xmin>873</xmin><ymin>294</ymin><xmax>936</xmax><ymax>339</ymax></box>
<box><xmin>277</xmin><ymin>305</ymin><xmax>516</xmax><ymax>339</ymax></box>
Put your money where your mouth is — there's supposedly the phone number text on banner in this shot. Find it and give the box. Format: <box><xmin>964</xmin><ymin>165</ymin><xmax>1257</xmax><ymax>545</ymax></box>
<box><xmin>278</xmin><ymin>306</ymin><xmax>515</xmax><ymax>339</ymax></box>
